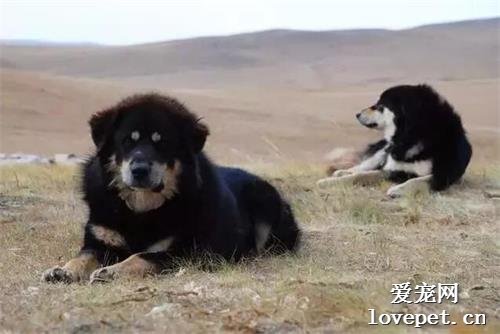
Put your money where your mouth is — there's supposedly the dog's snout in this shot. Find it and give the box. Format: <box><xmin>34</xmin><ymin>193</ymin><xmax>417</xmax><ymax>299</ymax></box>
<box><xmin>130</xmin><ymin>160</ymin><xmax>151</xmax><ymax>179</ymax></box>
<box><xmin>356</xmin><ymin>113</ymin><xmax>361</xmax><ymax>119</ymax></box>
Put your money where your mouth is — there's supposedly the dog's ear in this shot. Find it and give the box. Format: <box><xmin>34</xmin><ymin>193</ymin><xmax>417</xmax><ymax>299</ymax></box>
<box><xmin>190</xmin><ymin>119</ymin><xmax>209</xmax><ymax>153</ymax></box>
<box><xmin>89</xmin><ymin>108</ymin><xmax>118</xmax><ymax>150</ymax></box>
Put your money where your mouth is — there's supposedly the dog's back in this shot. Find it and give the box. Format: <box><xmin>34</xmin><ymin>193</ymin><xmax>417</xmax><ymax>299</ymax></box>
<box><xmin>218</xmin><ymin>167</ymin><xmax>301</xmax><ymax>254</ymax></box>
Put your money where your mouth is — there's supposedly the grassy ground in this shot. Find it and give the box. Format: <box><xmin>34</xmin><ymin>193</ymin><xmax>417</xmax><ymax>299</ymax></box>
<box><xmin>0</xmin><ymin>164</ymin><xmax>499</xmax><ymax>333</ymax></box>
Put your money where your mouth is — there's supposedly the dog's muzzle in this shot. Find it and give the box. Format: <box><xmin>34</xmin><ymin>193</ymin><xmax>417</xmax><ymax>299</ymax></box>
<box><xmin>356</xmin><ymin>107</ymin><xmax>379</xmax><ymax>128</ymax></box>
<box><xmin>130</xmin><ymin>160</ymin><xmax>150</xmax><ymax>180</ymax></box>
<box><xmin>128</xmin><ymin>159</ymin><xmax>164</xmax><ymax>190</ymax></box>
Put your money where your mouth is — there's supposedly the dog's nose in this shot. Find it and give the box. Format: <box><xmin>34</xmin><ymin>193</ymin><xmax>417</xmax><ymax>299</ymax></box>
<box><xmin>356</xmin><ymin>113</ymin><xmax>361</xmax><ymax>119</ymax></box>
<box><xmin>130</xmin><ymin>160</ymin><xmax>151</xmax><ymax>180</ymax></box>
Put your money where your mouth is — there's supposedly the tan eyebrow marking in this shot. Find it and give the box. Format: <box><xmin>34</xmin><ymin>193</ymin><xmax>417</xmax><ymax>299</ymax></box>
<box><xmin>151</xmin><ymin>132</ymin><xmax>161</xmax><ymax>143</ymax></box>
<box><xmin>131</xmin><ymin>131</ymin><xmax>140</xmax><ymax>141</ymax></box>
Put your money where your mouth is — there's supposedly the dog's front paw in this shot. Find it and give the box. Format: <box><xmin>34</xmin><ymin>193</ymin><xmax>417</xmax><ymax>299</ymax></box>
<box><xmin>386</xmin><ymin>184</ymin><xmax>405</xmax><ymax>198</ymax></box>
<box><xmin>387</xmin><ymin>180</ymin><xmax>430</xmax><ymax>199</ymax></box>
<box><xmin>42</xmin><ymin>266</ymin><xmax>76</xmax><ymax>283</ymax></box>
<box><xmin>89</xmin><ymin>266</ymin><xmax>117</xmax><ymax>284</ymax></box>
<box><xmin>332</xmin><ymin>169</ymin><xmax>353</xmax><ymax>177</ymax></box>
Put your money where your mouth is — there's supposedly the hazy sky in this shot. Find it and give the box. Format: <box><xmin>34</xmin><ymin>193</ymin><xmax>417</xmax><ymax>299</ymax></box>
<box><xmin>1</xmin><ymin>0</ymin><xmax>499</xmax><ymax>45</ymax></box>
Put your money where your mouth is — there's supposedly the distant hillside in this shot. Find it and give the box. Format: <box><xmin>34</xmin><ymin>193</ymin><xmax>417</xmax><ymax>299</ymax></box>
<box><xmin>1</xmin><ymin>18</ymin><xmax>498</xmax><ymax>89</ymax></box>
<box><xmin>0</xmin><ymin>39</ymin><xmax>101</xmax><ymax>47</ymax></box>
<box><xmin>1</xmin><ymin>18</ymin><xmax>499</xmax><ymax>162</ymax></box>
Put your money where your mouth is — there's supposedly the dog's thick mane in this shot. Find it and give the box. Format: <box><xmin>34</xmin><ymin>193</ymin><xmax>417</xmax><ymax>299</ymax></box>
<box><xmin>381</xmin><ymin>84</ymin><xmax>471</xmax><ymax>190</ymax></box>
<box><xmin>387</xmin><ymin>85</ymin><xmax>464</xmax><ymax>151</ymax></box>
<box><xmin>89</xmin><ymin>93</ymin><xmax>209</xmax><ymax>158</ymax></box>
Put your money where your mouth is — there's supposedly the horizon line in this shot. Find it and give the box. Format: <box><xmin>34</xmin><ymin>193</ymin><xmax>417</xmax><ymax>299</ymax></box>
<box><xmin>1</xmin><ymin>16</ymin><xmax>498</xmax><ymax>47</ymax></box>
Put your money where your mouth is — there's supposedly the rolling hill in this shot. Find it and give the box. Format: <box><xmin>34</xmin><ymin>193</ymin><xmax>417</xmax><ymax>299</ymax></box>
<box><xmin>1</xmin><ymin>18</ymin><xmax>498</xmax><ymax>162</ymax></box>
<box><xmin>1</xmin><ymin>18</ymin><xmax>498</xmax><ymax>88</ymax></box>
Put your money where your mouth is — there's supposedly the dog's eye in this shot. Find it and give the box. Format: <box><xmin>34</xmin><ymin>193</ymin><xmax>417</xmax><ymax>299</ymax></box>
<box><xmin>131</xmin><ymin>131</ymin><xmax>140</xmax><ymax>141</ymax></box>
<box><xmin>376</xmin><ymin>105</ymin><xmax>384</xmax><ymax>112</ymax></box>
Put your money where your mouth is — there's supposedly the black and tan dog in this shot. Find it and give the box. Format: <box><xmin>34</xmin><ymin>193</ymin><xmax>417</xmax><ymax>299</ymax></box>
<box><xmin>43</xmin><ymin>94</ymin><xmax>301</xmax><ymax>283</ymax></box>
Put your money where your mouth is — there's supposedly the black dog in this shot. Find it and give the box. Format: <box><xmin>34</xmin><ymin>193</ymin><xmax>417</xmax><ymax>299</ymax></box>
<box><xmin>43</xmin><ymin>94</ymin><xmax>301</xmax><ymax>283</ymax></box>
<box><xmin>318</xmin><ymin>84</ymin><xmax>472</xmax><ymax>197</ymax></box>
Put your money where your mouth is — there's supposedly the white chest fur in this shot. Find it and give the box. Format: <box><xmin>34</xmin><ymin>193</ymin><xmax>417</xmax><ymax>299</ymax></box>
<box><xmin>383</xmin><ymin>156</ymin><xmax>432</xmax><ymax>176</ymax></box>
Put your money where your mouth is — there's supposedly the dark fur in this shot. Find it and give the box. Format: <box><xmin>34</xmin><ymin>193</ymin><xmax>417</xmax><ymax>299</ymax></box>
<box><xmin>78</xmin><ymin>94</ymin><xmax>300</xmax><ymax>273</ymax></box>
<box><xmin>365</xmin><ymin>84</ymin><xmax>472</xmax><ymax>190</ymax></box>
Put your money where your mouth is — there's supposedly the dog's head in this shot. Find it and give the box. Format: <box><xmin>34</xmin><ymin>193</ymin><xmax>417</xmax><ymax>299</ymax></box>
<box><xmin>89</xmin><ymin>94</ymin><xmax>209</xmax><ymax>210</ymax></box>
<box><xmin>356</xmin><ymin>103</ymin><xmax>393</xmax><ymax>130</ymax></box>
<box><xmin>357</xmin><ymin>84</ymin><xmax>439</xmax><ymax>141</ymax></box>
<box><xmin>356</xmin><ymin>100</ymin><xmax>396</xmax><ymax>141</ymax></box>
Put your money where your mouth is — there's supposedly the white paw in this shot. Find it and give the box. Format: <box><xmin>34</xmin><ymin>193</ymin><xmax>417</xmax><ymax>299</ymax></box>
<box><xmin>89</xmin><ymin>266</ymin><xmax>117</xmax><ymax>284</ymax></box>
<box><xmin>333</xmin><ymin>169</ymin><xmax>353</xmax><ymax>177</ymax></box>
<box><xmin>42</xmin><ymin>266</ymin><xmax>76</xmax><ymax>284</ymax></box>
<box><xmin>386</xmin><ymin>184</ymin><xmax>405</xmax><ymax>198</ymax></box>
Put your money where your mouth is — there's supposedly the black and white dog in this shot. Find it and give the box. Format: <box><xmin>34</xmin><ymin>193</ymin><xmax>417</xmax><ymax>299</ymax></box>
<box><xmin>318</xmin><ymin>84</ymin><xmax>472</xmax><ymax>197</ymax></box>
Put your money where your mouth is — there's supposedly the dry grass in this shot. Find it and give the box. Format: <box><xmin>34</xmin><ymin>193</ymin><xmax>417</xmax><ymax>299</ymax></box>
<box><xmin>0</xmin><ymin>164</ymin><xmax>499</xmax><ymax>333</ymax></box>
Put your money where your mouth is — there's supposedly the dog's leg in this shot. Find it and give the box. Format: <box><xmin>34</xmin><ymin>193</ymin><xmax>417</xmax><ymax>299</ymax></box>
<box><xmin>317</xmin><ymin>170</ymin><xmax>384</xmax><ymax>188</ymax></box>
<box><xmin>43</xmin><ymin>223</ymin><xmax>125</xmax><ymax>283</ymax></box>
<box><xmin>89</xmin><ymin>252</ymin><xmax>172</xmax><ymax>283</ymax></box>
<box><xmin>42</xmin><ymin>251</ymin><xmax>100</xmax><ymax>283</ymax></box>
<box><xmin>386</xmin><ymin>175</ymin><xmax>432</xmax><ymax>198</ymax></box>
<box><xmin>332</xmin><ymin>148</ymin><xmax>387</xmax><ymax>177</ymax></box>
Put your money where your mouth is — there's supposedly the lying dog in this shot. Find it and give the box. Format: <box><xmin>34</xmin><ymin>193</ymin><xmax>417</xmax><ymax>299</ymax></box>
<box><xmin>43</xmin><ymin>94</ymin><xmax>301</xmax><ymax>283</ymax></box>
<box><xmin>318</xmin><ymin>84</ymin><xmax>472</xmax><ymax>197</ymax></box>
